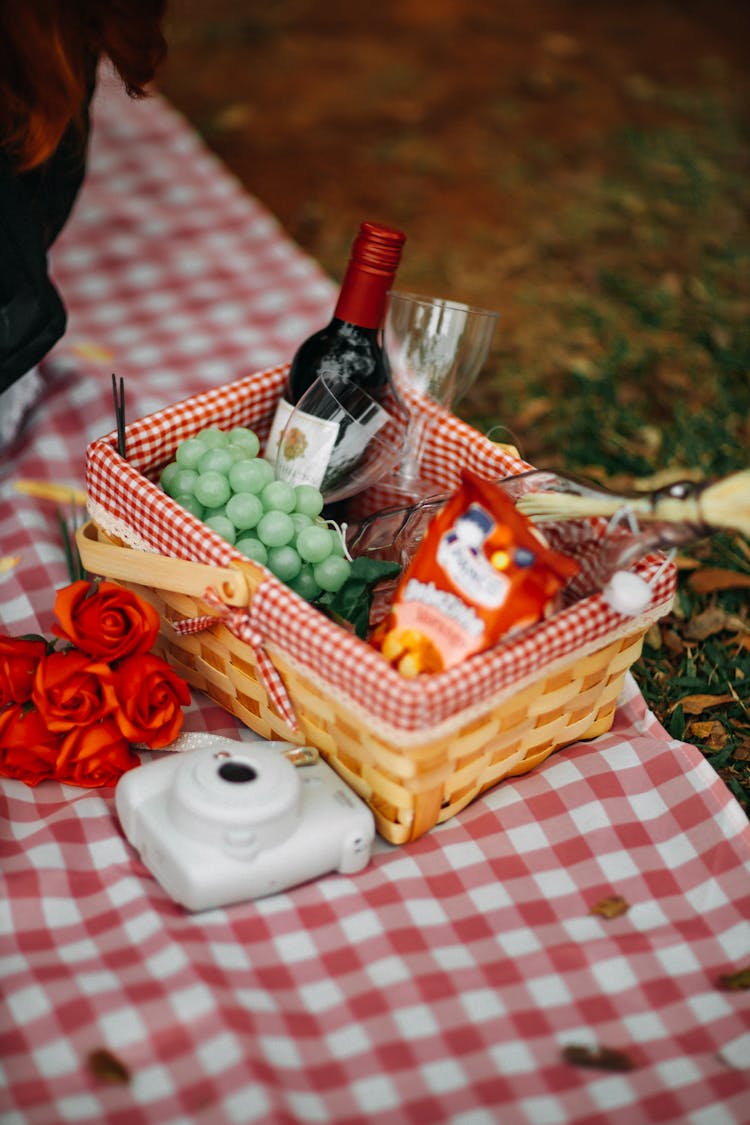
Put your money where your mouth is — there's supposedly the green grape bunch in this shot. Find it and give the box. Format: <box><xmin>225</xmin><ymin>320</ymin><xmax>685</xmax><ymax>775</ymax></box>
<box><xmin>159</xmin><ymin>425</ymin><xmax>351</xmax><ymax>603</ymax></box>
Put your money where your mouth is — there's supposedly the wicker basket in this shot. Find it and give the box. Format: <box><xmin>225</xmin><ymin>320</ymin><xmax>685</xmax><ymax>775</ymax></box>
<box><xmin>80</xmin><ymin>366</ymin><xmax>676</xmax><ymax>844</ymax></box>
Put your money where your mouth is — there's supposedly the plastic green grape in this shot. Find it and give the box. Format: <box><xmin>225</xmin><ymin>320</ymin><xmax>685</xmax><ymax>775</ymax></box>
<box><xmin>175</xmin><ymin>438</ymin><xmax>208</xmax><ymax>469</ymax></box>
<box><xmin>290</xmin><ymin>512</ymin><xmax>313</xmax><ymax>535</ymax></box>
<box><xmin>159</xmin><ymin>461</ymin><xmax>181</xmax><ymax>492</ymax></box>
<box><xmin>256</xmin><ymin>510</ymin><xmax>295</xmax><ymax>548</ymax></box>
<box><xmin>293</xmin><ymin>484</ymin><xmax>324</xmax><ymax>518</ymax></box>
<box><xmin>227</xmin><ymin>427</ymin><xmax>260</xmax><ymax>458</ymax></box>
<box><xmin>235</xmin><ymin>536</ymin><xmax>268</xmax><ymax>565</ymax></box>
<box><xmin>202</xmin><ymin>504</ymin><xmax>228</xmax><ymax>521</ymax></box>
<box><xmin>227</xmin><ymin>444</ymin><xmax>248</xmax><ymax>463</ymax></box>
<box><xmin>199</xmin><ymin>426</ymin><xmax>228</xmax><ymax>448</ymax></box>
<box><xmin>288</xmin><ymin>565</ymin><xmax>322</xmax><ymax>601</ymax></box>
<box><xmin>261</xmin><ymin>480</ymin><xmax>297</xmax><ymax>514</ymax></box>
<box><xmin>229</xmin><ymin>458</ymin><xmax>274</xmax><ymax>495</ymax></box>
<box><xmin>266</xmin><ymin>545</ymin><xmax>302</xmax><ymax>583</ymax></box>
<box><xmin>225</xmin><ymin>492</ymin><xmax>263</xmax><ymax>531</ymax></box>
<box><xmin>313</xmin><ymin>555</ymin><xmax>351</xmax><ymax>593</ymax></box>
<box><xmin>296</xmin><ymin>525</ymin><xmax>333</xmax><ymax>564</ymax></box>
<box><xmin>167</xmin><ymin>468</ymin><xmax>199</xmax><ymax>498</ymax></box>
<box><xmin>198</xmin><ymin>447</ymin><xmax>234</xmax><ymax>475</ymax></box>
<box><xmin>328</xmin><ymin>527</ymin><xmax>346</xmax><ymax>556</ymax></box>
<box><xmin>204</xmin><ymin>514</ymin><xmax>236</xmax><ymax>544</ymax></box>
<box><xmin>194</xmin><ymin>470</ymin><xmax>231</xmax><ymax>508</ymax></box>
<box><xmin>174</xmin><ymin>493</ymin><xmax>205</xmax><ymax>519</ymax></box>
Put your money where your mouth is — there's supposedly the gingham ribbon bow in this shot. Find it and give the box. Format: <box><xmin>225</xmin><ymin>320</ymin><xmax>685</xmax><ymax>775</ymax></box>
<box><xmin>171</xmin><ymin>586</ymin><xmax>299</xmax><ymax>731</ymax></box>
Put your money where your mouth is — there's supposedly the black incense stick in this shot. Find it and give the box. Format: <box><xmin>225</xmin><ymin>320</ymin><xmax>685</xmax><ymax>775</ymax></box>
<box><xmin>112</xmin><ymin>373</ymin><xmax>126</xmax><ymax>458</ymax></box>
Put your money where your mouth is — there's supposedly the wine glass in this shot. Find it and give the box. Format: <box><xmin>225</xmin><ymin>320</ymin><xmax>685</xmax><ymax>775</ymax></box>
<box><xmin>271</xmin><ymin>374</ymin><xmax>406</xmax><ymax>504</ymax></box>
<box><xmin>384</xmin><ymin>290</ymin><xmax>499</xmax><ymax>496</ymax></box>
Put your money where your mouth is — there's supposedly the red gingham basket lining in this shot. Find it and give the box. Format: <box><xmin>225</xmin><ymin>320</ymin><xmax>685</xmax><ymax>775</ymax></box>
<box><xmin>263</xmin><ymin>557</ymin><xmax>671</xmax><ymax>738</ymax></box>
<box><xmin>85</xmin><ymin>366</ymin><xmax>676</xmax><ymax>732</ymax></box>
<box><xmin>104</xmin><ymin>364</ymin><xmax>289</xmax><ymax>480</ymax></box>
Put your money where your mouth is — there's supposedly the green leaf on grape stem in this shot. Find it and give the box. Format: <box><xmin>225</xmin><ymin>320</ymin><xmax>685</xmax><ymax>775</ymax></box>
<box><xmin>317</xmin><ymin>557</ymin><xmax>401</xmax><ymax>639</ymax></box>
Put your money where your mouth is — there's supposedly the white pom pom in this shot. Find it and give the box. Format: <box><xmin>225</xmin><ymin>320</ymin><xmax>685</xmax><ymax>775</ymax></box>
<box><xmin>602</xmin><ymin>571</ymin><xmax>652</xmax><ymax>616</ymax></box>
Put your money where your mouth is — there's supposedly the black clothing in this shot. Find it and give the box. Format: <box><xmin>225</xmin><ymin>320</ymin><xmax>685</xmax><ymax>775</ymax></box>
<box><xmin>0</xmin><ymin>96</ymin><xmax>91</xmax><ymax>395</ymax></box>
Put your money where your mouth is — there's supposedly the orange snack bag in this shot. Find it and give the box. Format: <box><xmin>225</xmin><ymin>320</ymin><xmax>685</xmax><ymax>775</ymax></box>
<box><xmin>372</xmin><ymin>469</ymin><xmax>580</xmax><ymax>676</ymax></box>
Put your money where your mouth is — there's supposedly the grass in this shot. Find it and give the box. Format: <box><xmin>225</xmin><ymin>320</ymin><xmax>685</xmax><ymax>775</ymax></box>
<box><xmin>463</xmin><ymin>77</ymin><xmax>750</xmax><ymax>813</ymax></box>
<box><xmin>638</xmin><ymin>533</ymin><xmax>750</xmax><ymax>814</ymax></box>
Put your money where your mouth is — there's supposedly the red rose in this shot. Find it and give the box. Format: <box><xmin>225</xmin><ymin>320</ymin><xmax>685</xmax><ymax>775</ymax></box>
<box><xmin>32</xmin><ymin>650</ymin><xmax>113</xmax><ymax>732</ymax></box>
<box><xmin>52</xmin><ymin>580</ymin><xmax>160</xmax><ymax>661</ymax></box>
<box><xmin>0</xmin><ymin>635</ymin><xmax>47</xmax><ymax>707</ymax></box>
<box><xmin>0</xmin><ymin>705</ymin><xmax>63</xmax><ymax>786</ymax></box>
<box><xmin>55</xmin><ymin>718</ymin><xmax>140</xmax><ymax>788</ymax></box>
<box><xmin>104</xmin><ymin>653</ymin><xmax>191</xmax><ymax>749</ymax></box>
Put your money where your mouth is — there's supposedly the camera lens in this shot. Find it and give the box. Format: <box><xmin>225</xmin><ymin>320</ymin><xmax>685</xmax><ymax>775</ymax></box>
<box><xmin>217</xmin><ymin>760</ymin><xmax>258</xmax><ymax>784</ymax></box>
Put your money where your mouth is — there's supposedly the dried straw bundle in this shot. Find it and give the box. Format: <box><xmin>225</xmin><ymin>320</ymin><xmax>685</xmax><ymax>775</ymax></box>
<box><xmin>516</xmin><ymin>469</ymin><xmax>750</xmax><ymax>538</ymax></box>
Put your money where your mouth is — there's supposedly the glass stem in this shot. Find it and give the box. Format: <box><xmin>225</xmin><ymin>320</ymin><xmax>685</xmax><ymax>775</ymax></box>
<box><xmin>397</xmin><ymin>412</ymin><xmax>429</xmax><ymax>485</ymax></box>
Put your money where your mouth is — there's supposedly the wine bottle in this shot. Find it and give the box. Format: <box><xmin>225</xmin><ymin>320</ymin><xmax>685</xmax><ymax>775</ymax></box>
<box><xmin>265</xmin><ymin>220</ymin><xmax>406</xmax><ymax>491</ymax></box>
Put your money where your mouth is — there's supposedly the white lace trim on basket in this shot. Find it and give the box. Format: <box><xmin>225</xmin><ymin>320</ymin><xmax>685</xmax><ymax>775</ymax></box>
<box><xmin>87</xmin><ymin>498</ymin><xmax>159</xmax><ymax>554</ymax></box>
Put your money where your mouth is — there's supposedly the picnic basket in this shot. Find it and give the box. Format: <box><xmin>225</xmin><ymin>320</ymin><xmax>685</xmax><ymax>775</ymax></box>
<box><xmin>78</xmin><ymin>364</ymin><xmax>676</xmax><ymax>844</ymax></box>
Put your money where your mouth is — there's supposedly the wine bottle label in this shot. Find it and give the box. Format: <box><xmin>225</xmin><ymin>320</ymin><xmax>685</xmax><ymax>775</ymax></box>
<box><xmin>265</xmin><ymin>396</ymin><xmax>295</xmax><ymax>467</ymax></box>
<box><xmin>270</xmin><ymin>397</ymin><xmax>340</xmax><ymax>490</ymax></box>
<box><xmin>268</xmin><ymin>390</ymin><xmax>393</xmax><ymax>497</ymax></box>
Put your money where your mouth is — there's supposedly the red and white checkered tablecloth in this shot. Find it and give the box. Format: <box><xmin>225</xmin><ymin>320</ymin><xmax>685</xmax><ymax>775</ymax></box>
<box><xmin>1</xmin><ymin>74</ymin><xmax>749</xmax><ymax>1125</ymax></box>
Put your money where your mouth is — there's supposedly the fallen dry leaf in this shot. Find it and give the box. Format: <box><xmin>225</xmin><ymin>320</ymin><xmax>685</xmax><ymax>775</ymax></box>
<box><xmin>87</xmin><ymin>1048</ymin><xmax>131</xmax><ymax>1085</ymax></box>
<box><xmin>561</xmin><ymin>1044</ymin><xmax>636</xmax><ymax>1071</ymax></box>
<box><xmin>734</xmin><ymin>739</ymin><xmax>750</xmax><ymax>761</ymax></box>
<box><xmin>589</xmin><ymin>894</ymin><xmax>630</xmax><ymax>919</ymax></box>
<box><xmin>717</xmin><ymin>967</ymin><xmax>750</xmax><ymax>991</ymax></box>
<box><xmin>684</xmin><ymin>606</ymin><xmax>748</xmax><ymax>641</ymax></box>
<box><xmin>674</xmin><ymin>553</ymin><xmax>702</xmax><ymax>571</ymax></box>
<box><xmin>671</xmin><ymin>693</ymin><xmax>735</xmax><ymax>716</ymax></box>
<box><xmin>689</xmin><ymin>568</ymin><xmax>750</xmax><ymax>594</ymax></box>
<box><xmin>662</xmin><ymin>627</ymin><xmax>686</xmax><ymax>656</ymax></box>
<box><xmin>687</xmin><ymin>720</ymin><xmax>728</xmax><ymax>751</ymax></box>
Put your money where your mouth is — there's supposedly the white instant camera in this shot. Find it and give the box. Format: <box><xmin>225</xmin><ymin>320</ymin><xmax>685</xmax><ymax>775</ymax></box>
<box><xmin>115</xmin><ymin>737</ymin><xmax>375</xmax><ymax>911</ymax></box>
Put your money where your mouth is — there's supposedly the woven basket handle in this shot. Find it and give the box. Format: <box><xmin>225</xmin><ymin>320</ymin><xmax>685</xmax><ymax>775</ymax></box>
<box><xmin>76</xmin><ymin>520</ymin><xmax>255</xmax><ymax>607</ymax></box>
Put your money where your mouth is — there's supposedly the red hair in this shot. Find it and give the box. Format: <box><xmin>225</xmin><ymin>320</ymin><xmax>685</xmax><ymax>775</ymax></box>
<box><xmin>0</xmin><ymin>0</ymin><xmax>167</xmax><ymax>170</ymax></box>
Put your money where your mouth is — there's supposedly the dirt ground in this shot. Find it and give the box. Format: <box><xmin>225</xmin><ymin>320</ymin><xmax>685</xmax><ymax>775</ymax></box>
<box><xmin>158</xmin><ymin>0</ymin><xmax>750</xmax><ymax>469</ymax></box>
